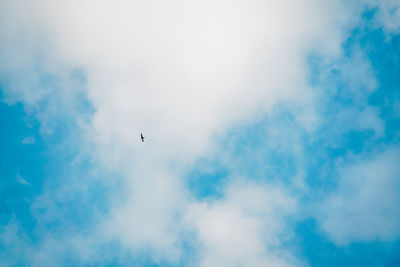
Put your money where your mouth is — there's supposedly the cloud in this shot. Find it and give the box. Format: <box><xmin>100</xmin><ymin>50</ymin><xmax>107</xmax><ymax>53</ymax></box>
<box><xmin>21</xmin><ymin>136</ymin><xmax>36</xmax><ymax>145</ymax></box>
<box><xmin>184</xmin><ymin>180</ymin><xmax>300</xmax><ymax>267</ymax></box>
<box><xmin>0</xmin><ymin>0</ymin><xmax>394</xmax><ymax>265</ymax></box>
<box><xmin>16</xmin><ymin>173</ymin><xmax>31</xmax><ymax>185</ymax></box>
<box><xmin>1</xmin><ymin>0</ymin><xmax>358</xmax><ymax>159</ymax></box>
<box><xmin>0</xmin><ymin>220</ymin><xmax>31</xmax><ymax>266</ymax></box>
<box><xmin>102</xmin><ymin>168</ymin><xmax>187</xmax><ymax>263</ymax></box>
<box><xmin>0</xmin><ymin>218</ymin><xmax>109</xmax><ymax>267</ymax></box>
<box><xmin>317</xmin><ymin>148</ymin><xmax>400</xmax><ymax>245</ymax></box>
<box><xmin>372</xmin><ymin>0</ymin><xmax>400</xmax><ymax>34</ymax></box>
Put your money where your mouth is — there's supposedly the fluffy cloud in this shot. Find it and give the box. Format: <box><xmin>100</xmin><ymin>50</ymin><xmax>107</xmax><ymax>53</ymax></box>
<box><xmin>371</xmin><ymin>0</ymin><xmax>400</xmax><ymax>34</ymax></box>
<box><xmin>0</xmin><ymin>0</ymin><xmax>389</xmax><ymax>265</ymax></box>
<box><xmin>1</xmin><ymin>0</ymin><xmax>356</xmax><ymax>161</ymax></box>
<box><xmin>184</xmin><ymin>181</ymin><xmax>299</xmax><ymax>267</ymax></box>
<box><xmin>318</xmin><ymin>148</ymin><xmax>400</xmax><ymax>245</ymax></box>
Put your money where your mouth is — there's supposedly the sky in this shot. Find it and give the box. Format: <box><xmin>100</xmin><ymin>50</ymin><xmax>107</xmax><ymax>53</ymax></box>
<box><xmin>0</xmin><ymin>0</ymin><xmax>400</xmax><ymax>266</ymax></box>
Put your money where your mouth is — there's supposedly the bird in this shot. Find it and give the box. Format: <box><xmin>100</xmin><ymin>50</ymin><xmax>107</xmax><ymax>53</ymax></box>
<box><xmin>141</xmin><ymin>133</ymin><xmax>145</xmax><ymax>142</ymax></box>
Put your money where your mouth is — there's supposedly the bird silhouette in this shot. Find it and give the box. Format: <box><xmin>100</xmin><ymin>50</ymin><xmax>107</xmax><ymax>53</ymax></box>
<box><xmin>141</xmin><ymin>133</ymin><xmax>145</xmax><ymax>142</ymax></box>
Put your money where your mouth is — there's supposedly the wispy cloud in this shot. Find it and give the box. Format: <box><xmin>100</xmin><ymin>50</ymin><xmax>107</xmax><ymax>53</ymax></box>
<box><xmin>21</xmin><ymin>136</ymin><xmax>35</xmax><ymax>145</ymax></box>
<box><xmin>317</xmin><ymin>148</ymin><xmax>400</xmax><ymax>245</ymax></box>
<box><xmin>16</xmin><ymin>173</ymin><xmax>30</xmax><ymax>185</ymax></box>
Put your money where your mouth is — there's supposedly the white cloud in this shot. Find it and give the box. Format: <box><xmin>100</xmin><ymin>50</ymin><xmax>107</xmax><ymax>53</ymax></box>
<box><xmin>32</xmin><ymin>1</ymin><xmax>357</xmax><ymax>261</ymax></box>
<box><xmin>318</xmin><ymin>148</ymin><xmax>400</xmax><ymax>245</ymax></box>
<box><xmin>0</xmin><ymin>0</ymin><xmax>386</xmax><ymax>265</ymax></box>
<box><xmin>1</xmin><ymin>0</ymin><xmax>358</xmax><ymax>163</ymax></box>
<box><xmin>102</xmin><ymin>168</ymin><xmax>186</xmax><ymax>262</ymax></box>
<box><xmin>184</xmin><ymin>181</ymin><xmax>301</xmax><ymax>267</ymax></box>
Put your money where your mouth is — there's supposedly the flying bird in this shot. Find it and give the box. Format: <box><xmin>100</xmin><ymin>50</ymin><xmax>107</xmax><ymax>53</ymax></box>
<box><xmin>141</xmin><ymin>133</ymin><xmax>145</xmax><ymax>142</ymax></box>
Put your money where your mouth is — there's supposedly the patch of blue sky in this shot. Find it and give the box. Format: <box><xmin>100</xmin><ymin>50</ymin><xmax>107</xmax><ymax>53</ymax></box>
<box><xmin>366</xmin><ymin>34</ymin><xmax>400</xmax><ymax>143</ymax></box>
<box><xmin>295</xmin><ymin>10</ymin><xmax>400</xmax><ymax>266</ymax></box>
<box><xmin>0</xmin><ymin>94</ymin><xmax>45</xmax><ymax>235</ymax></box>
<box><xmin>185</xmin><ymin>159</ymin><xmax>229</xmax><ymax>200</ymax></box>
<box><xmin>308</xmin><ymin>19</ymin><xmax>399</xmax><ymax>181</ymax></box>
<box><xmin>0</xmin><ymin>67</ymin><xmax>116</xmax><ymax>261</ymax></box>
<box><xmin>295</xmin><ymin>219</ymin><xmax>400</xmax><ymax>267</ymax></box>
<box><xmin>186</xmin><ymin>110</ymin><xmax>303</xmax><ymax>199</ymax></box>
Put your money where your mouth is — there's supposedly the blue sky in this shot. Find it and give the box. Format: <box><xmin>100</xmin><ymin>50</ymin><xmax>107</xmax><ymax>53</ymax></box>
<box><xmin>1</xmin><ymin>1</ymin><xmax>400</xmax><ymax>266</ymax></box>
